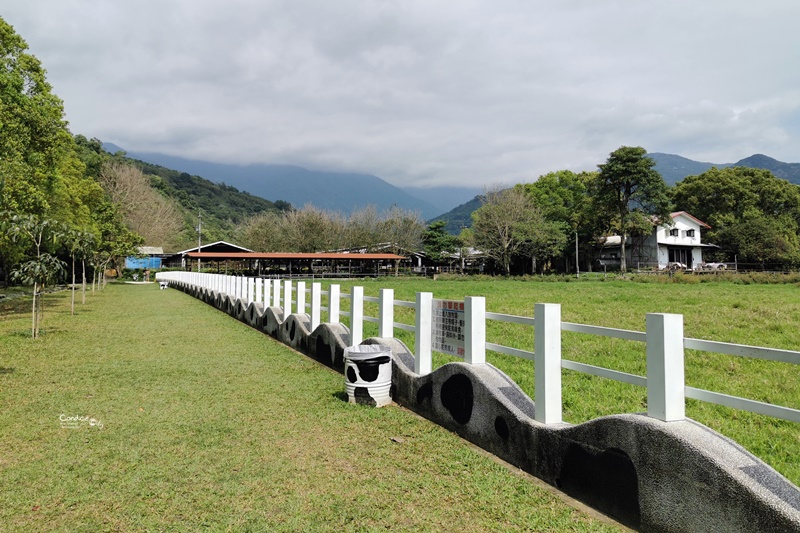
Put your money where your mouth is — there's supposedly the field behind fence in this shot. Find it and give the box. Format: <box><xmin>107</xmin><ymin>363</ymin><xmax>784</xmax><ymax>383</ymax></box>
<box><xmin>304</xmin><ymin>277</ymin><xmax>800</xmax><ymax>487</ymax></box>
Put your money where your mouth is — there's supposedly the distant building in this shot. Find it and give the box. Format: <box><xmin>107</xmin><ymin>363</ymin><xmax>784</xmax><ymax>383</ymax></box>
<box><xmin>162</xmin><ymin>241</ymin><xmax>253</xmax><ymax>268</ymax></box>
<box><xmin>125</xmin><ymin>246</ymin><xmax>165</xmax><ymax>269</ymax></box>
<box><xmin>598</xmin><ymin>212</ymin><xmax>716</xmax><ymax>270</ymax></box>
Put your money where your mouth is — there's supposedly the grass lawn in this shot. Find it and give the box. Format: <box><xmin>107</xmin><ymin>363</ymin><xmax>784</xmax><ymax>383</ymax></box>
<box><xmin>320</xmin><ymin>276</ymin><xmax>800</xmax><ymax>487</ymax></box>
<box><xmin>0</xmin><ymin>283</ymin><xmax>621</xmax><ymax>532</ymax></box>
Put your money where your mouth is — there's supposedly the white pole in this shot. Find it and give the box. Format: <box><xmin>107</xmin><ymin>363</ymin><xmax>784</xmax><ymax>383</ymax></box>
<box><xmin>415</xmin><ymin>292</ymin><xmax>433</xmax><ymax>376</ymax></box>
<box><xmin>378</xmin><ymin>288</ymin><xmax>394</xmax><ymax>338</ymax></box>
<box><xmin>534</xmin><ymin>303</ymin><xmax>562</xmax><ymax>424</ymax></box>
<box><xmin>646</xmin><ymin>313</ymin><xmax>685</xmax><ymax>421</ymax></box>
<box><xmin>329</xmin><ymin>284</ymin><xmax>340</xmax><ymax>323</ymax></box>
<box><xmin>465</xmin><ymin>296</ymin><xmax>485</xmax><ymax>365</ymax></box>
<box><xmin>350</xmin><ymin>286</ymin><xmax>363</xmax><ymax>346</ymax></box>
<box><xmin>311</xmin><ymin>282</ymin><xmax>321</xmax><ymax>331</ymax></box>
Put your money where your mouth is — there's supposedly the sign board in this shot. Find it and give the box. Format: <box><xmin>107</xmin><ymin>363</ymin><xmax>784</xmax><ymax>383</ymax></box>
<box><xmin>432</xmin><ymin>299</ymin><xmax>465</xmax><ymax>357</ymax></box>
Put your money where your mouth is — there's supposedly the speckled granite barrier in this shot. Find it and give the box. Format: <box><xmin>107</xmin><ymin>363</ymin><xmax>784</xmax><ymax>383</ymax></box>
<box><xmin>168</xmin><ymin>281</ymin><xmax>800</xmax><ymax>532</ymax></box>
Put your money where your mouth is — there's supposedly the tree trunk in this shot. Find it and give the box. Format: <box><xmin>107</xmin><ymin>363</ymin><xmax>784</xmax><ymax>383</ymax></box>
<box><xmin>620</xmin><ymin>230</ymin><xmax>628</xmax><ymax>272</ymax></box>
<box><xmin>82</xmin><ymin>260</ymin><xmax>86</xmax><ymax>304</ymax></box>
<box><xmin>71</xmin><ymin>258</ymin><xmax>76</xmax><ymax>315</ymax></box>
<box><xmin>31</xmin><ymin>281</ymin><xmax>38</xmax><ymax>339</ymax></box>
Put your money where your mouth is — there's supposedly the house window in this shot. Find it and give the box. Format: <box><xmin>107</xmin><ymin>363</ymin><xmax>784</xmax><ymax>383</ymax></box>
<box><xmin>669</xmin><ymin>228</ymin><xmax>679</xmax><ymax>237</ymax></box>
<box><xmin>686</xmin><ymin>229</ymin><xmax>695</xmax><ymax>237</ymax></box>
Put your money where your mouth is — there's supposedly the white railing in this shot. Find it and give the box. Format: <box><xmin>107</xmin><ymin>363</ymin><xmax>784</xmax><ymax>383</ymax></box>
<box><xmin>156</xmin><ymin>271</ymin><xmax>800</xmax><ymax>425</ymax></box>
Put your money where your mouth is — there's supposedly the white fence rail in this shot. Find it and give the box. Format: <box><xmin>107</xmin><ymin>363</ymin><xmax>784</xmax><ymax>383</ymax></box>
<box><xmin>156</xmin><ymin>271</ymin><xmax>800</xmax><ymax>425</ymax></box>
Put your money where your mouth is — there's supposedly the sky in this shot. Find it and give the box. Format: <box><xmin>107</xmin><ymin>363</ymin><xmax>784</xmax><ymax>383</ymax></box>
<box><xmin>4</xmin><ymin>1</ymin><xmax>800</xmax><ymax>190</ymax></box>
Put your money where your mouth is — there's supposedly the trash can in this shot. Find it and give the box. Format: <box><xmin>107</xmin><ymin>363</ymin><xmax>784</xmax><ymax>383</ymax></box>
<box><xmin>344</xmin><ymin>344</ymin><xmax>392</xmax><ymax>407</ymax></box>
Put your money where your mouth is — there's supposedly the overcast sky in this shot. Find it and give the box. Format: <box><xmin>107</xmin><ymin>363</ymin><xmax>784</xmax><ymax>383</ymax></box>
<box><xmin>4</xmin><ymin>1</ymin><xmax>799</xmax><ymax>189</ymax></box>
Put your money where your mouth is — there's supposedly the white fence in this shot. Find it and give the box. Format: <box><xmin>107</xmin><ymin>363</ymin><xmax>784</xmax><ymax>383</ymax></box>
<box><xmin>156</xmin><ymin>271</ymin><xmax>800</xmax><ymax>425</ymax></box>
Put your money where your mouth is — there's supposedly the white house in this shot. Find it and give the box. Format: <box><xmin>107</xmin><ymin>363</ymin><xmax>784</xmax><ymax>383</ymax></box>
<box><xmin>598</xmin><ymin>211</ymin><xmax>715</xmax><ymax>270</ymax></box>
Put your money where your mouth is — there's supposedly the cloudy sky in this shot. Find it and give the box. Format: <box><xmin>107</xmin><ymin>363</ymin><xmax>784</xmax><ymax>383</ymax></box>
<box><xmin>4</xmin><ymin>1</ymin><xmax>800</xmax><ymax>189</ymax></box>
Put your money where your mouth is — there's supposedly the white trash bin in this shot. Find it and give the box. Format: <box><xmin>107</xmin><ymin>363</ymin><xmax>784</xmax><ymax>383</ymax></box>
<box><xmin>344</xmin><ymin>345</ymin><xmax>392</xmax><ymax>407</ymax></box>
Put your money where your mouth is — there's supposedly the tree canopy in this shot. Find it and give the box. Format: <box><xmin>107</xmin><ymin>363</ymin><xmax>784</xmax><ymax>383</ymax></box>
<box><xmin>595</xmin><ymin>146</ymin><xmax>672</xmax><ymax>271</ymax></box>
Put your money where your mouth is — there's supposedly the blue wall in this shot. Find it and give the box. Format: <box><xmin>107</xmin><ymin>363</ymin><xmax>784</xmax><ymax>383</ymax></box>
<box><xmin>125</xmin><ymin>257</ymin><xmax>162</xmax><ymax>269</ymax></box>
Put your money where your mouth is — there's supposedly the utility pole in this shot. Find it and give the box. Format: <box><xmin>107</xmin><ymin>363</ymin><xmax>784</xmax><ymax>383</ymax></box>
<box><xmin>197</xmin><ymin>210</ymin><xmax>202</xmax><ymax>273</ymax></box>
<box><xmin>575</xmin><ymin>231</ymin><xmax>579</xmax><ymax>279</ymax></box>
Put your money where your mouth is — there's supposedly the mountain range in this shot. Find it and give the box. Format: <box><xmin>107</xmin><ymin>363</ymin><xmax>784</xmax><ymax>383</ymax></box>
<box><xmin>431</xmin><ymin>152</ymin><xmax>800</xmax><ymax>234</ymax></box>
<box><xmin>649</xmin><ymin>152</ymin><xmax>800</xmax><ymax>185</ymax></box>
<box><xmin>103</xmin><ymin>144</ymin><xmax>480</xmax><ymax>220</ymax></box>
<box><xmin>106</xmin><ymin>143</ymin><xmax>799</xmax><ymax>235</ymax></box>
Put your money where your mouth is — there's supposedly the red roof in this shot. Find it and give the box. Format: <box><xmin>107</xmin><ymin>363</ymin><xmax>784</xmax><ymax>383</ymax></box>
<box><xmin>186</xmin><ymin>252</ymin><xmax>405</xmax><ymax>260</ymax></box>
<box><xmin>671</xmin><ymin>211</ymin><xmax>711</xmax><ymax>229</ymax></box>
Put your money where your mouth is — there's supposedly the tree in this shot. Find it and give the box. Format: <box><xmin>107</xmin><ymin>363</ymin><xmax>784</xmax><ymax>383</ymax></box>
<box><xmin>0</xmin><ymin>17</ymin><xmax>73</xmax><ymax>218</ymax></box>
<box><xmin>423</xmin><ymin>220</ymin><xmax>461</xmax><ymax>268</ymax></box>
<box><xmin>98</xmin><ymin>161</ymin><xmax>184</xmax><ymax>248</ymax></box>
<box><xmin>471</xmin><ymin>187</ymin><xmax>542</xmax><ymax>275</ymax></box>
<box><xmin>595</xmin><ymin>146</ymin><xmax>672</xmax><ymax>272</ymax></box>
<box><xmin>672</xmin><ymin>166</ymin><xmax>800</xmax><ymax>267</ymax></box>
<box><xmin>523</xmin><ymin>170</ymin><xmax>604</xmax><ymax>271</ymax></box>
<box><xmin>5</xmin><ymin>214</ymin><xmax>66</xmax><ymax>338</ymax></box>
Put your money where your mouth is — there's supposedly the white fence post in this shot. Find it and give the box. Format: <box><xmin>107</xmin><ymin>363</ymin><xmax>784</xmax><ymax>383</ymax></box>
<box><xmin>255</xmin><ymin>278</ymin><xmax>263</xmax><ymax>305</ymax></box>
<box><xmin>646</xmin><ymin>313</ymin><xmax>686</xmax><ymax>421</ymax></box>
<box><xmin>273</xmin><ymin>279</ymin><xmax>281</xmax><ymax>310</ymax></box>
<box><xmin>297</xmin><ymin>281</ymin><xmax>306</xmax><ymax>314</ymax></box>
<box><xmin>283</xmin><ymin>280</ymin><xmax>292</xmax><ymax>315</ymax></box>
<box><xmin>465</xmin><ymin>296</ymin><xmax>486</xmax><ymax>365</ymax></box>
<box><xmin>350</xmin><ymin>286</ymin><xmax>364</xmax><ymax>346</ymax></box>
<box><xmin>329</xmin><ymin>284</ymin><xmax>340</xmax><ymax>323</ymax></box>
<box><xmin>311</xmin><ymin>282</ymin><xmax>321</xmax><ymax>331</ymax></box>
<box><xmin>534</xmin><ymin>303</ymin><xmax>562</xmax><ymax>425</ymax></box>
<box><xmin>415</xmin><ymin>292</ymin><xmax>433</xmax><ymax>376</ymax></box>
<box><xmin>247</xmin><ymin>277</ymin><xmax>254</xmax><ymax>303</ymax></box>
<box><xmin>378</xmin><ymin>288</ymin><xmax>394</xmax><ymax>337</ymax></box>
<box><xmin>264</xmin><ymin>279</ymin><xmax>272</xmax><ymax>306</ymax></box>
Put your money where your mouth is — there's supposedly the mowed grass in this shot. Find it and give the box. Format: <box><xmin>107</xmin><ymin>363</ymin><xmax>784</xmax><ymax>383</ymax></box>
<box><xmin>321</xmin><ymin>276</ymin><xmax>800</xmax><ymax>487</ymax></box>
<box><xmin>0</xmin><ymin>284</ymin><xmax>620</xmax><ymax>532</ymax></box>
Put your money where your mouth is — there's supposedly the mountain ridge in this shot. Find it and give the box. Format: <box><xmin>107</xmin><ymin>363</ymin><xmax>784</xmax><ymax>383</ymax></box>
<box><xmin>103</xmin><ymin>144</ymin><xmax>478</xmax><ymax>220</ymax></box>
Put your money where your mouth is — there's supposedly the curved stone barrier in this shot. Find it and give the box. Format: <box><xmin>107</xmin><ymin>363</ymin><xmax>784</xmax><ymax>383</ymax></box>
<box><xmin>164</xmin><ymin>280</ymin><xmax>800</xmax><ymax>532</ymax></box>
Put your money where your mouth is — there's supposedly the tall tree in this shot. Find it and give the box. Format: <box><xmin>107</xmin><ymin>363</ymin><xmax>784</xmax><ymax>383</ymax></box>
<box><xmin>98</xmin><ymin>161</ymin><xmax>183</xmax><ymax>248</ymax></box>
<box><xmin>471</xmin><ymin>186</ymin><xmax>541</xmax><ymax>275</ymax></box>
<box><xmin>423</xmin><ymin>220</ymin><xmax>461</xmax><ymax>267</ymax></box>
<box><xmin>595</xmin><ymin>146</ymin><xmax>671</xmax><ymax>272</ymax></box>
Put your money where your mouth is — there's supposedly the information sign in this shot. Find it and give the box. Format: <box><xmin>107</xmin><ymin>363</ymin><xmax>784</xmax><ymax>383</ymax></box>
<box><xmin>432</xmin><ymin>299</ymin><xmax>465</xmax><ymax>357</ymax></box>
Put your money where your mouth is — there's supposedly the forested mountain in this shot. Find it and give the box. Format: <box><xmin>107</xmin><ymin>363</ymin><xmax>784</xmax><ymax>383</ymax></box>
<box><xmin>106</xmin><ymin>147</ymin><xmax>445</xmax><ymax>220</ymax></box>
<box><xmin>124</xmin><ymin>158</ymin><xmax>292</xmax><ymax>248</ymax></box>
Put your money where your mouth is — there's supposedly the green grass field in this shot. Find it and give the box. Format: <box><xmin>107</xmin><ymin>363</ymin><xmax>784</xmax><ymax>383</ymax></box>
<box><xmin>0</xmin><ymin>283</ymin><xmax>620</xmax><ymax>532</ymax></box>
<box><xmin>319</xmin><ymin>276</ymin><xmax>800</xmax><ymax>487</ymax></box>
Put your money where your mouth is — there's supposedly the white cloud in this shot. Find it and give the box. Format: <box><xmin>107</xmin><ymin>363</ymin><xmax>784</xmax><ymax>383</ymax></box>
<box><xmin>4</xmin><ymin>0</ymin><xmax>799</xmax><ymax>188</ymax></box>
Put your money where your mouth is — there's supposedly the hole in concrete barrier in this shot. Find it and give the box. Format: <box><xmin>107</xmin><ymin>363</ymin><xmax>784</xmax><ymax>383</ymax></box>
<box><xmin>289</xmin><ymin>320</ymin><xmax>296</xmax><ymax>342</ymax></box>
<box><xmin>440</xmin><ymin>373</ymin><xmax>473</xmax><ymax>425</ymax></box>
<box><xmin>494</xmin><ymin>416</ymin><xmax>509</xmax><ymax>442</ymax></box>
<box><xmin>558</xmin><ymin>443</ymin><xmax>640</xmax><ymax>529</ymax></box>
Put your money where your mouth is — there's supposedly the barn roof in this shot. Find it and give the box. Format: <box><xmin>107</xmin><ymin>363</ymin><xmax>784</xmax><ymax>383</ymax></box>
<box><xmin>186</xmin><ymin>252</ymin><xmax>405</xmax><ymax>260</ymax></box>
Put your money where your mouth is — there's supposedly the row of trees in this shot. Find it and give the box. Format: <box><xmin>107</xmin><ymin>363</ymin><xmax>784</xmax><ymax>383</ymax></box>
<box><xmin>238</xmin><ymin>204</ymin><xmax>426</xmax><ymax>257</ymax></box>
<box><xmin>0</xmin><ymin>17</ymin><xmax>153</xmax><ymax>336</ymax></box>
<box><xmin>465</xmin><ymin>147</ymin><xmax>800</xmax><ymax>274</ymax></box>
